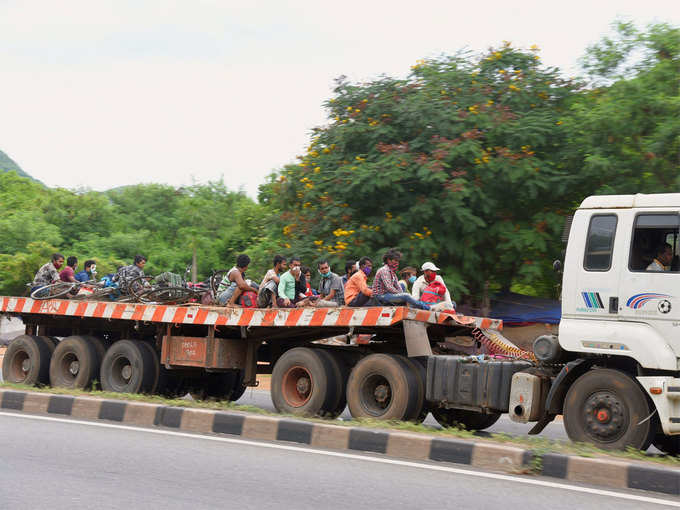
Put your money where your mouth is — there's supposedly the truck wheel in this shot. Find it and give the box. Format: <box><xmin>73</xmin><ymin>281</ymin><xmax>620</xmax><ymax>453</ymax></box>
<box><xmin>346</xmin><ymin>354</ymin><xmax>419</xmax><ymax>421</ymax></box>
<box><xmin>653</xmin><ymin>434</ymin><xmax>680</xmax><ymax>456</ymax></box>
<box><xmin>271</xmin><ymin>347</ymin><xmax>338</xmax><ymax>417</ymax></box>
<box><xmin>563</xmin><ymin>368</ymin><xmax>652</xmax><ymax>451</ymax></box>
<box><xmin>137</xmin><ymin>342</ymin><xmax>160</xmax><ymax>394</ymax></box>
<box><xmin>100</xmin><ymin>340</ymin><xmax>156</xmax><ymax>393</ymax></box>
<box><xmin>316</xmin><ymin>349</ymin><xmax>348</xmax><ymax>417</ymax></box>
<box><xmin>204</xmin><ymin>370</ymin><xmax>246</xmax><ymax>401</ymax></box>
<box><xmin>431</xmin><ymin>408</ymin><xmax>501</xmax><ymax>430</ymax></box>
<box><xmin>2</xmin><ymin>335</ymin><xmax>51</xmax><ymax>385</ymax></box>
<box><xmin>399</xmin><ymin>356</ymin><xmax>427</xmax><ymax>423</ymax></box>
<box><xmin>49</xmin><ymin>336</ymin><xmax>98</xmax><ymax>389</ymax></box>
<box><xmin>36</xmin><ymin>336</ymin><xmax>57</xmax><ymax>354</ymax></box>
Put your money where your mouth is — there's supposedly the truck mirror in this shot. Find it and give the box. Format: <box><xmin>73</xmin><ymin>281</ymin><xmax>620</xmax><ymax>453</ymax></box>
<box><xmin>552</xmin><ymin>260</ymin><xmax>562</xmax><ymax>273</ymax></box>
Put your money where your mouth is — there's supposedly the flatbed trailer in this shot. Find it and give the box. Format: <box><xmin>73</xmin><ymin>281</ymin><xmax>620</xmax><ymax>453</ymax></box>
<box><xmin>0</xmin><ymin>296</ymin><xmax>526</xmax><ymax>428</ymax></box>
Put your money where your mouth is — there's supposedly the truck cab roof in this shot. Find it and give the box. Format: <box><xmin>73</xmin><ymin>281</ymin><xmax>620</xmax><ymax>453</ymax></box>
<box><xmin>579</xmin><ymin>193</ymin><xmax>680</xmax><ymax>209</ymax></box>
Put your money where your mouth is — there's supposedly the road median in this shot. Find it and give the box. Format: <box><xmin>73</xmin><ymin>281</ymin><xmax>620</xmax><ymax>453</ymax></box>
<box><xmin>1</xmin><ymin>385</ymin><xmax>679</xmax><ymax>496</ymax></box>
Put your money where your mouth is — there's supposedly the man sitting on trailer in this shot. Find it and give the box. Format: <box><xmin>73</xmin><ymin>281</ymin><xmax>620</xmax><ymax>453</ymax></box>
<box><xmin>345</xmin><ymin>256</ymin><xmax>374</xmax><ymax>307</ymax></box>
<box><xmin>258</xmin><ymin>254</ymin><xmax>287</xmax><ymax>308</ymax></box>
<box><xmin>371</xmin><ymin>249</ymin><xmax>430</xmax><ymax>310</ymax></box>
<box><xmin>411</xmin><ymin>262</ymin><xmax>456</xmax><ymax>311</ymax></box>
<box><xmin>113</xmin><ymin>254</ymin><xmax>147</xmax><ymax>294</ymax></box>
<box><xmin>315</xmin><ymin>260</ymin><xmax>343</xmax><ymax>307</ymax></box>
<box><xmin>75</xmin><ymin>259</ymin><xmax>97</xmax><ymax>282</ymax></box>
<box><xmin>217</xmin><ymin>254</ymin><xmax>259</xmax><ymax>306</ymax></box>
<box><xmin>31</xmin><ymin>253</ymin><xmax>65</xmax><ymax>293</ymax></box>
<box><xmin>59</xmin><ymin>256</ymin><xmax>79</xmax><ymax>283</ymax></box>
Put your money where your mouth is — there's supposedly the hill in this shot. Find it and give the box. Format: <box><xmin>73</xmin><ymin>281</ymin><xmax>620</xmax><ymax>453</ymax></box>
<box><xmin>0</xmin><ymin>150</ymin><xmax>38</xmax><ymax>182</ymax></box>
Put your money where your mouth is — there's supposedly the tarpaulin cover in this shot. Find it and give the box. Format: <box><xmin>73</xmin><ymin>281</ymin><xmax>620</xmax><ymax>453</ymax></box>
<box><xmin>488</xmin><ymin>292</ymin><xmax>561</xmax><ymax>325</ymax></box>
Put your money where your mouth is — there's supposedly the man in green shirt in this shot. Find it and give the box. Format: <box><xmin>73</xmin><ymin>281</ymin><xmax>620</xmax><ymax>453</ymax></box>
<box><xmin>277</xmin><ymin>265</ymin><xmax>299</xmax><ymax>306</ymax></box>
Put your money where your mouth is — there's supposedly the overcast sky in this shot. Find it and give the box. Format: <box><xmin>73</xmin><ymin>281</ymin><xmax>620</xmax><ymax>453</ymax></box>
<box><xmin>1</xmin><ymin>1</ymin><xmax>678</xmax><ymax>198</ymax></box>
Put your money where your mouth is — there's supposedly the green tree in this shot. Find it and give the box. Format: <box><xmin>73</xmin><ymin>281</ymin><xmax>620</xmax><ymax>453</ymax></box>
<box><xmin>567</xmin><ymin>22</ymin><xmax>680</xmax><ymax>195</ymax></box>
<box><xmin>261</xmin><ymin>44</ymin><xmax>580</xmax><ymax>301</ymax></box>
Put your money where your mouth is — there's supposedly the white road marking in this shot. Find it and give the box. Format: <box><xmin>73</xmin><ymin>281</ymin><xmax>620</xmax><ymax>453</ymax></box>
<box><xmin>0</xmin><ymin>410</ymin><xmax>677</xmax><ymax>507</ymax></box>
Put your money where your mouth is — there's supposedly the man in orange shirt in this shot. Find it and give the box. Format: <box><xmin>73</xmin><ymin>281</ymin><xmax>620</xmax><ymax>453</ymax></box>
<box><xmin>344</xmin><ymin>256</ymin><xmax>374</xmax><ymax>307</ymax></box>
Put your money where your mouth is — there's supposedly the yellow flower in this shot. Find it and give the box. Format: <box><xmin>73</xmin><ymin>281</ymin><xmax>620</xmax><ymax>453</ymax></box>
<box><xmin>303</xmin><ymin>202</ymin><xmax>312</xmax><ymax>208</ymax></box>
<box><xmin>486</xmin><ymin>99</ymin><xmax>494</xmax><ymax>106</ymax></box>
<box><xmin>335</xmin><ymin>116</ymin><xmax>340</xmax><ymax>121</ymax></box>
<box><xmin>361</xmin><ymin>99</ymin><xmax>368</xmax><ymax>103</ymax></box>
<box><xmin>530</xmin><ymin>44</ymin><xmax>539</xmax><ymax>51</ymax></box>
<box><xmin>385</xmin><ymin>211</ymin><xmax>393</xmax><ymax>219</ymax></box>
<box><xmin>305</xmin><ymin>182</ymin><xmax>314</xmax><ymax>189</ymax></box>
<box><xmin>354</xmin><ymin>109</ymin><xmax>361</xmax><ymax>113</ymax></box>
<box><xmin>342</xmin><ymin>119</ymin><xmax>348</xmax><ymax>124</ymax></box>
<box><xmin>314</xmin><ymin>240</ymin><xmax>324</xmax><ymax>245</ymax></box>
<box><xmin>322</xmin><ymin>148</ymin><xmax>331</xmax><ymax>154</ymax></box>
<box><xmin>498</xmin><ymin>69</ymin><xmax>506</xmax><ymax>74</ymax></box>
<box><xmin>284</xmin><ymin>243</ymin><xmax>291</xmax><ymax>248</ymax></box>
<box><xmin>556</xmin><ymin>120</ymin><xmax>563</xmax><ymax>125</ymax></box>
<box><xmin>346</xmin><ymin>106</ymin><xmax>353</xmax><ymax>111</ymax></box>
<box><xmin>314</xmin><ymin>166</ymin><xmax>321</xmax><ymax>173</ymax></box>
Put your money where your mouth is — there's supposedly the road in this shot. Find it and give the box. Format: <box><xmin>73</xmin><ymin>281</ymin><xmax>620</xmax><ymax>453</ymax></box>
<box><xmin>0</xmin><ymin>412</ymin><xmax>676</xmax><ymax>509</ymax></box>
<box><xmin>234</xmin><ymin>386</ymin><xmax>572</xmax><ymax>442</ymax></box>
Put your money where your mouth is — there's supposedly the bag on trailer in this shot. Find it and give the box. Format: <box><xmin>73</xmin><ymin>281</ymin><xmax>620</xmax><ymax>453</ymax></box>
<box><xmin>154</xmin><ymin>272</ymin><xmax>184</xmax><ymax>288</ymax></box>
<box><xmin>240</xmin><ymin>291</ymin><xmax>258</xmax><ymax>308</ymax></box>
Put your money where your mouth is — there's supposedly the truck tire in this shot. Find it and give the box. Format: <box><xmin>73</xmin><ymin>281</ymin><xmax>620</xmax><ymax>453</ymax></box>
<box><xmin>137</xmin><ymin>341</ymin><xmax>160</xmax><ymax>394</ymax></box>
<box><xmin>100</xmin><ymin>340</ymin><xmax>155</xmax><ymax>394</ymax></box>
<box><xmin>399</xmin><ymin>356</ymin><xmax>427</xmax><ymax>423</ymax></box>
<box><xmin>563</xmin><ymin>368</ymin><xmax>652</xmax><ymax>451</ymax></box>
<box><xmin>2</xmin><ymin>335</ymin><xmax>51</xmax><ymax>386</ymax></box>
<box><xmin>204</xmin><ymin>370</ymin><xmax>246</xmax><ymax>401</ymax></box>
<box><xmin>346</xmin><ymin>354</ymin><xmax>419</xmax><ymax>421</ymax></box>
<box><xmin>431</xmin><ymin>408</ymin><xmax>501</xmax><ymax>430</ymax></box>
<box><xmin>315</xmin><ymin>349</ymin><xmax>348</xmax><ymax>417</ymax></box>
<box><xmin>271</xmin><ymin>347</ymin><xmax>338</xmax><ymax>417</ymax></box>
<box><xmin>49</xmin><ymin>336</ymin><xmax>98</xmax><ymax>389</ymax></box>
<box><xmin>36</xmin><ymin>336</ymin><xmax>57</xmax><ymax>354</ymax></box>
<box><xmin>653</xmin><ymin>434</ymin><xmax>680</xmax><ymax>456</ymax></box>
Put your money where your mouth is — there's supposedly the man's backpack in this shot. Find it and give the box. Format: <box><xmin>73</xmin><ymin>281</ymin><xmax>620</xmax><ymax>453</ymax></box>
<box><xmin>420</xmin><ymin>280</ymin><xmax>446</xmax><ymax>304</ymax></box>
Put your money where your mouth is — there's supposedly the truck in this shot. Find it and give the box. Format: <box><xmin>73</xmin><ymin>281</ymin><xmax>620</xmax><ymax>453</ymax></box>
<box><xmin>1</xmin><ymin>192</ymin><xmax>679</xmax><ymax>454</ymax></box>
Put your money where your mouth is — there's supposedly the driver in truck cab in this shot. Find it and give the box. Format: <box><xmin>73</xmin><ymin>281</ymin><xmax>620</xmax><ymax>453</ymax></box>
<box><xmin>647</xmin><ymin>243</ymin><xmax>673</xmax><ymax>272</ymax></box>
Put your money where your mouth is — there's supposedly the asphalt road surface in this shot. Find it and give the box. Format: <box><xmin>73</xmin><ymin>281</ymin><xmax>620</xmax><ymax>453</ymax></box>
<box><xmin>1</xmin><ymin>413</ymin><xmax>676</xmax><ymax>509</ymax></box>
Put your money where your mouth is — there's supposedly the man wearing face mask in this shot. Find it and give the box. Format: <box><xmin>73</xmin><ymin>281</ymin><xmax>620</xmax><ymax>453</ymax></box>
<box><xmin>345</xmin><ymin>256</ymin><xmax>374</xmax><ymax>307</ymax></box>
<box><xmin>316</xmin><ymin>260</ymin><xmax>343</xmax><ymax>307</ymax></box>
<box><xmin>411</xmin><ymin>262</ymin><xmax>455</xmax><ymax>311</ymax></box>
<box><xmin>75</xmin><ymin>260</ymin><xmax>97</xmax><ymax>282</ymax></box>
<box><xmin>31</xmin><ymin>253</ymin><xmax>65</xmax><ymax>293</ymax></box>
<box><xmin>372</xmin><ymin>249</ymin><xmax>430</xmax><ymax>310</ymax></box>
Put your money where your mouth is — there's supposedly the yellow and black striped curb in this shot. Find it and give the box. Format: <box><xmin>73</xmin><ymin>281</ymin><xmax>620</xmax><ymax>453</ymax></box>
<box><xmin>2</xmin><ymin>389</ymin><xmax>679</xmax><ymax>496</ymax></box>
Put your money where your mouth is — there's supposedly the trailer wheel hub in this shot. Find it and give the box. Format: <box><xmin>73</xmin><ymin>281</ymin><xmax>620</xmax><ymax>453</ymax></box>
<box><xmin>69</xmin><ymin>360</ymin><xmax>80</xmax><ymax>376</ymax></box>
<box><xmin>282</xmin><ymin>366</ymin><xmax>313</xmax><ymax>407</ymax></box>
<box><xmin>374</xmin><ymin>384</ymin><xmax>390</xmax><ymax>404</ymax></box>
<box><xmin>21</xmin><ymin>358</ymin><xmax>31</xmax><ymax>373</ymax></box>
<box><xmin>583</xmin><ymin>392</ymin><xmax>625</xmax><ymax>441</ymax></box>
<box><xmin>121</xmin><ymin>364</ymin><xmax>132</xmax><ymax>380</ymax></box>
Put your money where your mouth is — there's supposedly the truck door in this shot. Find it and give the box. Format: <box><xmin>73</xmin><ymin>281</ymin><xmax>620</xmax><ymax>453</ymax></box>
<box><xmin>565</xmin><ymin>212</ymin><xmax>621</xmax><ymax>321</ymax></box>
<box><xmin>619</xmin><ymin>212</ymin><xmax>680</xmax><ymax>358</ymax></box>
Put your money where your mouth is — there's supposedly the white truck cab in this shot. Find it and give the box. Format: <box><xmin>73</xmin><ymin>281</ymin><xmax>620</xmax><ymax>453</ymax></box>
<box><xmin>535</xmin><ymin>193</ymin><xmax>680</xmax><ymax>450</ymax></box>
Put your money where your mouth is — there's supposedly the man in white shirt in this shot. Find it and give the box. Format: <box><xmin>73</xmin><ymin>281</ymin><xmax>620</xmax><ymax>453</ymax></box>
<box><xmin>647</xmin><ymin>243</ymin><xmax>673</xmax><ymax>272</ymax></box>
<box><xmin>411</xmin><ymin>262</ymin><xmax>455</xmax><ymax>310</ymax></box>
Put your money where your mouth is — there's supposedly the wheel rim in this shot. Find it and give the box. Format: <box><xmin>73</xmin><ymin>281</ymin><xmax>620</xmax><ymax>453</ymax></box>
<box><xmin>111</xmin><ymin>354</ymin><xmax>133</xmax><ymax>389</ymax></box>
<box><xmin>58</xmin><ymin>352</ymin><xmax>80</xmax><ymax>383</ymax></box>
<box><xmin>9</xmin><ymin>350</ymin><xmax>30</xmax><ymax>382</ymax></box>
<box><xmin>281</xmin><ymin>366</ymin><xmax>313</xmax><ymax>407</ymax></box>
<box><xmin>582</xmin><ymin>391</ymin><xmax>628</xmax><ymax>443</ymax></box>
<box><xmin>359</xmin><ymin>373</ymin><xmax>392</xmax><ymax>417</ymax></box>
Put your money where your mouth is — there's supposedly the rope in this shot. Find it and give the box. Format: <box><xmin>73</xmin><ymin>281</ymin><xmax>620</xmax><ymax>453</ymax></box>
<box><xmin>471</xmin><ymin>327</ymin><xmax>536</xmax><ymax>362</ymax></box>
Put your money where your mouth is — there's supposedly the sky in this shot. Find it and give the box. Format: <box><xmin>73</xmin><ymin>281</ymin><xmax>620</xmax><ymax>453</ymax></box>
<box><xmin>1</xmin><ymin>1</ymin><xmax>678</xmax><ymax>198</ymax></box>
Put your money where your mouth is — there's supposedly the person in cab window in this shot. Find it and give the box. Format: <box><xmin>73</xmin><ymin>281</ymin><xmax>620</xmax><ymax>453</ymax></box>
<box><xmin>647</xmin><ymin>243</ymin><xmax>673</xmax><ymax>272</ymax></box>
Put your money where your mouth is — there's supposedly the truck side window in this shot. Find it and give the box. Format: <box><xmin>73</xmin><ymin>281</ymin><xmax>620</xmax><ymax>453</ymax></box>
<box><xmin>584</xmin><ymin>214</ymin><xmax>617</xmax><ymax>271</ymax></box>
<box><xmin>629</xmin><ymin>214</ymin><xmax>680</xmax><ymax>272</ymax></box>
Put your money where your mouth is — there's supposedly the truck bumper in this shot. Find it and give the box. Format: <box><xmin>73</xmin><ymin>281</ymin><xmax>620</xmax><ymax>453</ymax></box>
<box><xmin>637</xmin><ymin>376</ymin><xmax>680</xmax><ymax>435</ymax></box>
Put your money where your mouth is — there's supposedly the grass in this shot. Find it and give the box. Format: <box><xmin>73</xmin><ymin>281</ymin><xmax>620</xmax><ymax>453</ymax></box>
<box><xmin>2</xmin><ymin>381</ymin><xmax>679</xmax><ymax>469</ymax></box>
